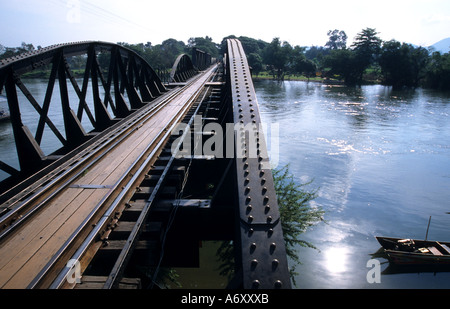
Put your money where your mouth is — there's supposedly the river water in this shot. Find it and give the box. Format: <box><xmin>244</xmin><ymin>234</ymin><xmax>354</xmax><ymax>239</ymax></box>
<box><xmin>1</xmin><ymin>79</ymin><xmax>450</xmax><ymax>289</ymax></box>
<box><xmin>255</xmin><ymin>79</ymin><xmax>450</xmax><ymax>289</ymax></box>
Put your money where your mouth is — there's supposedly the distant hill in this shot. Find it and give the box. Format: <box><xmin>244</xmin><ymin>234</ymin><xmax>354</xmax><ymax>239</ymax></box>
<box><xmin>430</xmin><ymin>37</ymin><xmax>450</xmax><ymax>54</ymax></box>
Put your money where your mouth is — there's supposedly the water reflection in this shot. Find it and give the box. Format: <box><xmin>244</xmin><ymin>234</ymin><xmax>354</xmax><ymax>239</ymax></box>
<box><xmin>255</xmin><ymin>79</ymin><xmax>450</xmax><ymax>288</ymax></box>
<box><xmin>324</xmin><ymin>247</ymin><xmax>349</xmax><ymax>274</ymax></box>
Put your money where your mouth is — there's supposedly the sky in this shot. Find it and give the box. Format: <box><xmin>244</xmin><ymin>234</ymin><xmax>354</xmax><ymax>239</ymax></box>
<box><xmin>1</xmin><ymin>0</ymin><xmax>449</xmax><ymax>49</ymax></box>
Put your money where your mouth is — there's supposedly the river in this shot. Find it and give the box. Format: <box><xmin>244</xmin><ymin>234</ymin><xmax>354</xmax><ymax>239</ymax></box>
<box><xmin>1</xmin><ymin>78</ymin><xmax>450</xmax><ymax>289</ymax></box>
<box><xmin>255</xmin><ymin>79</ymin><xmax>450</xmax><ymax>288</ymax></box>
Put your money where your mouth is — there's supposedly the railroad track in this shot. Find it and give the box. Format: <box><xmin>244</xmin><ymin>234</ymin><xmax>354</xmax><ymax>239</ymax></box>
<box><xmin>70</xmin><ymin>72</ymin><xmax>226</xmax><ymax>289</ymax></box>
<box><xmin>0</xmin><ymin>64</ymin><xmax>219</xmax><ymax>289</ymax></box>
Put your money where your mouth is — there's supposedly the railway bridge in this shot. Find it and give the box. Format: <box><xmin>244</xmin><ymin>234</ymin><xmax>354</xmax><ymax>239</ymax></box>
<box><xmin>0</xmin><ymin>39</ymin><xmax>291</xmax><ymax>289</ymax></box>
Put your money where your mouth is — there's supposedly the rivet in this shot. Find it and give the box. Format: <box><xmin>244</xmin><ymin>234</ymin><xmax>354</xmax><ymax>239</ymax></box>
<box><xmin>250</xmin><ymin>242</ymin><xmax>257</xmax><ymax>251</ymax></box>
<box><xmin>272</xmin><ymin>259</ymin><xmax>279</xmax><ymax>268</ymax></box>
<box><xmin>267</xmin><ymin>216</ymin><xmax>273</xmax><ymax>223</ymax></box>
<box><xmin>270</xmin><ymin>242</ymin><xmax>277</xmax><ymax>251</ymax></box>
<box><xmin>246</xmin><ymin>196</ymin><xmax>251</xmax><ymax>204</ymax></box>
<box><xmin>274</xmin><ymin>280</ymin><xmax>282</xmax><ymax>288</ymax></box>
<box><xmin>247</xmin><ymin>204</ymin><xmax>253</xmax><ymax>211</ymax></box>
<box><xmin>251</xmin><ymin>259</ymin><xmax>258</xmax><ymax>266</ymax></box>
<box><xmin>264</xmin><ymin>196</ymin><xmax>269</xmax><ymax>203</ymax></box>
<box><xmin>265</xmin><ymin>204</ymin><xmax>271</xmax><ymax>213</ymax></box>
<box><xmin>248</xmin><ymin>215</ymin><xmax>254</xmax><ymax>222</ymax></box>
<box><xmin>252</xmin><ymin>280</ymin><xmax>260</xmax><ymax>288</ymax></box>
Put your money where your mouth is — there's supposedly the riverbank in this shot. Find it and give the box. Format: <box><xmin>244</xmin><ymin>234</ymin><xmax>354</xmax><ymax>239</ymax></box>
<box><xmin>251</xmin><ymin>72</ymin><xmax>383</xmax><ymax>86</ymax></box>
<box><xmin>252</xmin><ymin>73</ymin><xmax>345</xmax><ymax>84</ymax></box>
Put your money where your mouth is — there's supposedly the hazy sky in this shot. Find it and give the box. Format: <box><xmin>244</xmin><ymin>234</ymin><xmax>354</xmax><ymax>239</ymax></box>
<box><xmin>1</xmin><ymin>0</ymin><xmax>449</xmax><ymax>48</ymax></box>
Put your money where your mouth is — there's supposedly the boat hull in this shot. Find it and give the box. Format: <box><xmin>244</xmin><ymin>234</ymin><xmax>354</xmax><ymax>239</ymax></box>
<box><xmin>376</xmin><ymin>236</ymin><xmax>450</xmax><ymax>265</ymax></box>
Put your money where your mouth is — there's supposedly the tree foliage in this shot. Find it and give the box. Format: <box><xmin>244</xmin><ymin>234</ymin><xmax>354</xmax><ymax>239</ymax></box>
<box><xmin>325</xmin><ymin>29</ymin><xmax>347</xmax><ymax>50</ymax></box>
<box><xmin>2</xmin><ymin>28</ymin><xmax>449</xmax><ymax>90</ymax></box>
<box><xmin>379</xmin><ymin>40</ymin><xmax>429</xmax><ymax>89</ymax></box>
<box><xmin>272</xmin><ymin>165</ymin><xmax>323</xmax><ymax>285</ymax></box>
<box><xmin>424</xmin><ymin>51</ymin><xmax>450</xmax><ymax>90</ymax></box>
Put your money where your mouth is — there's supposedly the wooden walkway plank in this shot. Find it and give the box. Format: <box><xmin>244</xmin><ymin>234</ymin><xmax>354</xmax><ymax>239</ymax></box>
<box><xmin>0</xmin><ymin>188</ymin><xmax>110</xmax><ymax>288</ymax></box>
<box><xmin>0</xmin><ymin>65</ymin><xmax>216</xmax><ymax>288</ymax></box>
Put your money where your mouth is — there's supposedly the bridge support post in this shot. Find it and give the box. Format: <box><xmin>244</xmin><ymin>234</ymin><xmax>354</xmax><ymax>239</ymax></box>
<box><xmin>4</xmin><ymin>70</ymin><xmax>45</xmax><ymax>173</ymax></box>
<box><xmin>57</xmin><ymin>51</ymin><xmax>88</xmax><ymax>147</ymax></box>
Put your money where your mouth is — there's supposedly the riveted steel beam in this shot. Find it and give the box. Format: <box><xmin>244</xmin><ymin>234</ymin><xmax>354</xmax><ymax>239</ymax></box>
<box><xmin>226</xmin><ymin>39</ymin><xmax>291</xmax><ymax>289</ymax></box>
<box><xmin>192</xmin><ymin>48</ymin><xmax>212</xmax><ymax>71</ymax></box>
<box><xmin>170</xmin><ymin>54</ymin><xmax>198</xmax><ymax>83</ymax></box>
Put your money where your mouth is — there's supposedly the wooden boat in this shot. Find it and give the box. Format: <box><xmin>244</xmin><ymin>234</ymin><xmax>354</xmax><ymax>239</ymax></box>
<box><xmin>376</xmin><ymin>236</ymin><xmax>450</xmax><ymax>265</ymax></box>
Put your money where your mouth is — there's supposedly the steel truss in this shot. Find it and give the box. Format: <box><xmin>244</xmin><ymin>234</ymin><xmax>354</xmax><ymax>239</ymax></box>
<box><xmin>0</xmin><ymin>42</ymin><xmax>167</xmax><ymax>181</ymax></box>
<box><xmin>169</xmin><ymin>54</ymin><xmax>197</xmax><ymax>83</ymax></box>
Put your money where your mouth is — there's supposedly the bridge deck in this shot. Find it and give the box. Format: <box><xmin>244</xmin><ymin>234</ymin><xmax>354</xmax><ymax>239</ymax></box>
<box><xmin>0</xmin><ymin>66</ymin><xmax>216</xmax><ymax>288</ymax></box>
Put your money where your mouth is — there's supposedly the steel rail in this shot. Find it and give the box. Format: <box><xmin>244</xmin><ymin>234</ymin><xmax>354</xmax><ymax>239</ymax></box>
<box><xmin>104</xmin><ymin>74</ymin><xmax>215</xmax><ymax>289</ymax></box>
<box><xmin>0</xmin><ymin>86</ymin><xmax>183</xmax><ymax>240</ymax></box>
<box><xmin>45</xmin><ymin>64</ymin><xmax>217</xmax><ymax>289</ymax></box>
<box><xmin>0</xmin><ymin>61</ymin><xmax>213</xmax><ymax>240</ymax></box>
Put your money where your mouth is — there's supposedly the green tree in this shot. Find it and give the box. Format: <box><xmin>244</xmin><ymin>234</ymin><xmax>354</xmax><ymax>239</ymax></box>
<box><xmin>325</xmin><ymin>29</ymin><xmax>347</xmax><ymax>50</ymax></box>
<box><xmin>351</xmin><ymin>28</ymin><xmax>382</xmax><ymax>60</ymax></box>
<box><xmin>424</xmin><ymin>51</ymin><xmax>450</xmax><ymax>90</ymax></box>
<box><xmin>188</xmin><ymin>36</ymin><xmax>219</xmax><ymax>58</ymax></box>
<box><xmin>351</xmin><ymin>28</ymin><xmax>382</xmax><ymax>83</ymax></box>
<box><xmin>247</xmin><ymin>52</ymin><xmax>263</xmax><ymax>76</ymax></box>
<box><xmin>305</xmin><ymin>46</ymin><xmax>329</xmax><ymax>72</ymax></box>
<box><xmin>272</xmin><ymin>165</ymin><xmax>324</xmax><ymax>284</ymax></box>
<box><xmin>324</xmin><ymin>49</ymin><xmax>361</xmax><ymax>85</ymax></box>
<box><xmin>379</xmin><ymin>40</ymin><xmax>429</xmax><ymax>88</ymax></box>
<box><xmin>263</xmin><ymin>38</ymin><xmax>292</xmax><ymax>80</ymax></box>
<box><xmin>0</xmin><ymin>42</ymin><xmax>36</xmax><ymax>60</ymax></box>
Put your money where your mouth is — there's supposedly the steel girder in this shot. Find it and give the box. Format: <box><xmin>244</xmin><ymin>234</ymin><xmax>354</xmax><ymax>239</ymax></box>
<box><xmin>192</xmin><ymin>48</ymin><xmax>212</xmax><ymax>71</ymax></box>
<box><xmin>169</xmin><ymin>54</ymin><xmax>197</xmax><ymax>83</ymax></box>
<box><xmin>226</xmin><ymin>39</ymin><xmax>291</xmax><ymax>289</ymax></box>
<box><xmin>0</xmin><ymin>41</ymin><xmax>166</xmax><ymax>181</ymax></box>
